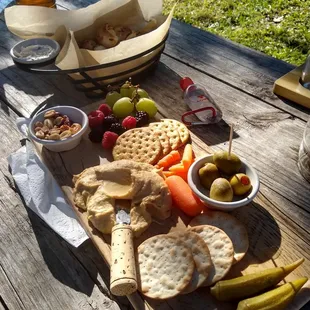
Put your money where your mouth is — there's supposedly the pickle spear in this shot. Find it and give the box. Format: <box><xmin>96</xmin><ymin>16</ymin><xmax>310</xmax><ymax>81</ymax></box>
<box><xmin>237</xmin><ymin>277</ymin><xmax>308</xmax><ymax>310</ymax></box>
<box><xmin>210</xmin><ymin>258</ymin><xmax>304</xmax><ymax>301</ymax></box>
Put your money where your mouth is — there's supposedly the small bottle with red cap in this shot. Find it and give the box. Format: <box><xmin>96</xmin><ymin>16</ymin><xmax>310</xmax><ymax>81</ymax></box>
<box><xmin>180</xmin><ymin>77</ymin><xmax>222</xmax><ymax>125</ymax></box>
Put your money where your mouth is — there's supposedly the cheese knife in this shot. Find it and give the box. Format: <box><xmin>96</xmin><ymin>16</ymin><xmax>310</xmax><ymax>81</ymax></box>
<box><xmin>110</xmin><ymin>203</ymin><xmax>137</xmax><ymax>296</ymax></box>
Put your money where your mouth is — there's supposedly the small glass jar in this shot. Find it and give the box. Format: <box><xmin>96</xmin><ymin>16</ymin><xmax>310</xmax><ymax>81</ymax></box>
<box><xmin>298</xmin><ymin>118</ymin><xmax>310</xmax><ymax>182</ymax></box>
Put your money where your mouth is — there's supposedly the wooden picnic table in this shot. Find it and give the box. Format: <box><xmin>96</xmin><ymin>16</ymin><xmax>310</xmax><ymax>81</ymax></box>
<box><xmin>1</xmin><ymin>0</ymin><xmax>310</xmax><ymax>309</ymax></box>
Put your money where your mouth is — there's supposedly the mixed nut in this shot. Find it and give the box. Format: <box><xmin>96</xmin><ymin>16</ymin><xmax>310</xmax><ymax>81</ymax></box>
<box><xmin>34</xmin><ymin>110</ymin><xmax>82</xmax><ymax>141</ymax></box>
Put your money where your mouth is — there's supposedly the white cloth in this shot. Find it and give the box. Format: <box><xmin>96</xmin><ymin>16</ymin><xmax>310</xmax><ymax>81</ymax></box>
<box><xmin>8</xmin><ymin>140</ymin><xmax>89</xmax><ymax>247</ymax></box>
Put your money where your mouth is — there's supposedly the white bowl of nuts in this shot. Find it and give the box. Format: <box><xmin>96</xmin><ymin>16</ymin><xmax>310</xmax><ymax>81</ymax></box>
<box><xmin>29</xmin><ymin>106</ymin><xmax>88</xmax><ymax>152</ymax></box>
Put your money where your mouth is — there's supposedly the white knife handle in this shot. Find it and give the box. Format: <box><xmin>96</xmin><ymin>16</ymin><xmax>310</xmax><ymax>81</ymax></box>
<box><xmin>110</xmin><ymin>224</ymin><xmax>137</xmax><ymax>296</ymax></box>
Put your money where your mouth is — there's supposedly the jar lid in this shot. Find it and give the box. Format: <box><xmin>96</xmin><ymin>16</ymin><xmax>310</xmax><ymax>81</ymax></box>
<box><xmin>180</xmin><ymin>77</ymin><xmax>194</xmax><ymax>91</ymax></box>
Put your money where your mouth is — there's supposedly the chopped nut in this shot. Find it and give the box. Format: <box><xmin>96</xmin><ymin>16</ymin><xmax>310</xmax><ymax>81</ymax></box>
<box><xmin>34</xmin><ymin>121</ymin><xmax>44</xmax><ymax>128</ymax></box>
<box><xmin>44</xmin><ymin>110</ymin><xmax>56</xmax><ymax>118</ymax></box>
<box><xmin>41</xmin><ymin>126</ymin><xmax>50</xmax><ymax>134</ymax></box>
<box><xmin>44</xmin><ymin>118</ymin><xmax>54</xmax><ymax>129</ymax></box>
<box><xmin>35</xmin><ymin>130</ymin><xmax>45</xmax><ymax>139</ymax></box>
<box><xmin>60</xmin><ymin>130</ymin><xmax>72</xmax><ymax>139</ymax></box>
<box><xmin>59</xmin><ymin>125</ymin><xmax>70</xmax><ymax>132</ymax></box>
<box><xmin>70</xmin><ymin>123</ymin><xmax>82</xmax><ymax>134</ymax></box>
<box><xmin>48</xmin><ymin>133</ymin><xmax>61</xmax><ymax>140</ymax></box>
<box><xmin>54</xmin><ymin>116</ymin><xmax>63</xmax><ymax>126</ymax></box>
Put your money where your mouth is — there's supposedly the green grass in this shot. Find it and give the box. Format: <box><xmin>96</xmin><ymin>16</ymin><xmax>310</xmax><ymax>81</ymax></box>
<box><xmin>163</xmin><ymin>0</ymin><xmax>310</xmax><ymax>65</ymax></box>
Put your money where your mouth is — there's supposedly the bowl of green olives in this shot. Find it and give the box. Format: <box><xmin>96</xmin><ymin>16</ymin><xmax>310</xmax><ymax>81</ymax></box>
<box><xmin>187</xmin><ymin>151</ymin><xmax>260</xmax><ymax>211</ymax></box>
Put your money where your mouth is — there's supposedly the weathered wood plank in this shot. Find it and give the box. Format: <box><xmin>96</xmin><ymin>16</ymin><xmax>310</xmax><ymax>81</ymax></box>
<box><xmin>0</xmin><ymin>264</ymin><xmax>25</xmax><ymax>310</ymax></box>
<box><xmin>0</xmin><ymin>103</ymin><xmax>130</xmax><ymax>310</ymax></box>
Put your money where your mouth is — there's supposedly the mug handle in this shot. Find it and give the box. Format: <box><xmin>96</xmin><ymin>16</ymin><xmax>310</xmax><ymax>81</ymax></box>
<box><xmin>16</xmin><ymin>117</ymin><xmax>31</xmax><ymax>137</ymax></box>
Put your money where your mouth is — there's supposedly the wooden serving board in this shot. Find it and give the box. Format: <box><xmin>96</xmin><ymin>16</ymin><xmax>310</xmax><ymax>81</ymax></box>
<box><xmin>33</xmin><ymin>103</ymin><xmax>306</xmax><ymax>310</ymax></box>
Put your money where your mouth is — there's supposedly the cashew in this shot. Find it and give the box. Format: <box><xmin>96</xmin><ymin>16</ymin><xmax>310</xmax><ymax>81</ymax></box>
<box><xmin>35</xmin><ymin>130</ymin><xmax>45</xmax><ymax>139</ymax></box>
<box><xmin>60</xmin><ymin>130</ymin><xmax>72</xmax><ymax>139</ymax></box>
<box><xmin>44</xmin><ymin>110</ymin><xmax>56</xmax><ymax>118</ymax></box>
<box><xmin>44</xmin><ymin>118</ymin><xmax>54</xmax><ymax>129</ymax></box>
<box><xmin>48</xmin><ymin>133</ymin><xmax>61</xmax><ymax>140</ymax></box>
<box><xmin>70</xmin><ymin>123</ymin><xmax>82</xmax><ymax>134</ymax></box>
<box><xmin>49</xmin><ymin>128</ymin><xmax>61</xmax><ymax>135</ymax></box>
<box><xmin>54</xmin><ymin>116</ymin><xmax>64</xmax><ymax>126</ymax></box>
<box><xmin>41</xmin><ymin>126</ymin><xmax>50</xmax><ymax>134</ymax></box>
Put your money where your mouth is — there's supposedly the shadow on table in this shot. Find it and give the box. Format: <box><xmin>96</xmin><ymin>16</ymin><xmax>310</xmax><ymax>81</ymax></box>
<box><xmin>275</xmin><ymin>94</ymin><xmax>310</xmax><ymax>115</ymax></box>
<box><xmin>0</xmin><ymin>64</ymin><xmax>94</xmax><ymax>118</ymax></box>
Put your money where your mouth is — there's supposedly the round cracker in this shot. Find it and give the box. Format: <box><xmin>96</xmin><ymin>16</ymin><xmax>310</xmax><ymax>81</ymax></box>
<box><xmin>136</xmin><ymin>234</ymin><xmax>195</xmax><ymax>299</ymax></box>
<box><xmin>149</xmin><ymin>122</ymin><xmax>181</xmax><ymax>150</ymax></box>
<box><xmin>171</xmin><ymin>231</ymin><xmax>212</xmax><ymax>294</ymax></box>
<box><xmin>188</xmin><ymin>212</ymin><xmax>249</xmax><ymax>263</ymax></box>
<box><xmin>154</xmin><ymin>130</ymin><xmax>171</xmax><ymax>156</ymax></box>
<box><xmin>189</xmin><ymin>225</ymin><xmax>234</xmax><ymax>286</ymax></box>
<box><xmin>161</xmin><ymin>119</ymin><xmax>190</xmax><ymax>145</ymax></box>
<box><xmin>112</xmin><ymin>128</ymin><xmax>162</xmax><ymax>165</ymax></box>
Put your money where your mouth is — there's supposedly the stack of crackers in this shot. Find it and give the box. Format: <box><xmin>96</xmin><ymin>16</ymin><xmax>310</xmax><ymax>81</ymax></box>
<box><xmin>136</xmin><ymin>211</ymin><xmax>249</xmax><ymax>299</ymax></box>
<box><xmin>112</xmin><ymin>119</ymin><xmax>190</xmax><ymax>165</ymax></box>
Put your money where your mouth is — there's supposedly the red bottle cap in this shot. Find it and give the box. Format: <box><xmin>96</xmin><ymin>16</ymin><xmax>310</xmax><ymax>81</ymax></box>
<box><xmin>180</xmin><ymin>77</ymin><xmax>194</xmax><ymax>91</ymax></box>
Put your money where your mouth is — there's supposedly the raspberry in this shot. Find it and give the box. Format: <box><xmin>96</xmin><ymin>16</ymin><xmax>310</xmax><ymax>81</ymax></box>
<box><xmin>122</xmin><ymin>116</ymin><xmax>137</xmax><ymax>130</ymax></box>
<box><xmin>88</xmin><ymin>110</ymin><xmax>104</xmax><ymax>128</ymax></box>
<box><xmin>135</xmin><ymin>111</ymin><xmax>149</xmax><ymax>127</ymax></box>
<box><xmin>98</xmin><ymin>103</ymin><xmax>112</xmax><ymax>116</ymax></box>
<box><xmin>109</xmin><ymin>123</ymin><xmax>124</xmax><ymax>135</ymax></box>
<box><xmin>102</xmin><ymin>131</ymin><xmax>118</xmax><ymax>149</ymax></box>
<box><xmin>88</xmin><ymin>127</ymin><xmax>104</xmax><ymax>143</ymax></box>
<box><xmin>102</xmin><ymin>114</ymin><xmax>119</xmax><ymax>131</ymax></box>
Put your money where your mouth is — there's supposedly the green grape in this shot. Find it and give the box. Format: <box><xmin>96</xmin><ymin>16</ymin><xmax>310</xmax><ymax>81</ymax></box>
<box><xmin>113</xmin><ymin>97</ymin><xmax>134</xmax><ymax>118</ymax></box>
<box><xmin>120</xmin><ymin>82</ymin><xmax>135</xmax><ymax>98</ymax></box>
<box><xmin>131</xmin><ymin>88</ymin><xmax>149</xmax><ymax>104</ymax></box>
<box><xmin>105</xmin><ymin>91</ymin><xmax>122</xmax><ymax>108</ymax></box>
<box><xmin>136</xmin><ymin>98</ymin><xmax>157</xmax><ymax>118</ymax></box>
<box><xmin>131</xmin><ymin>88</ymin><xmax>149</xmax><ymax>99</ymax></box>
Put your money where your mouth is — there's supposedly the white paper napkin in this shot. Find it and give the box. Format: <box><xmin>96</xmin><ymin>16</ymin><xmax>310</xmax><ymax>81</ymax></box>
<box><xmin>8</xmin><ymin>137</ymin><xmax>89</xmax><ymax>247</ymax></box>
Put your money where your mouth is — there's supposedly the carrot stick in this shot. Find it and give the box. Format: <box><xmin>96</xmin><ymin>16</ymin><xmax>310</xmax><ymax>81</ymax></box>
<box><xmin>166</xmin><ymin>176</ymin><xmax>204</xmax><ymax>217</ymax></box>
<box><xmin>156</xmin><ymin>150</ymin><xmax>181</xmax><ymax>169</ymax></box>
<box><xmin>163</xmin><ymin>171</ymin><xmax>174</xmax><ymax>178</ymax></box>
<box><xmin>181</xmin><ymin>144</ymin><xmax>193</xmax><ymax>170</ymax></box>
<box><xmin>163</xmin><ymin>170</ymin><xmax>188</xmax><ymax>181</ymax></box>
<box><xmin>169</xmin><ymin>163</ymin><xmax>185</xmax><ymax>172</ymax></box>
<box><xmin>172</xmin><ymin>170</ymin><xmax>188</xmax><ymax>182</ymax></box>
